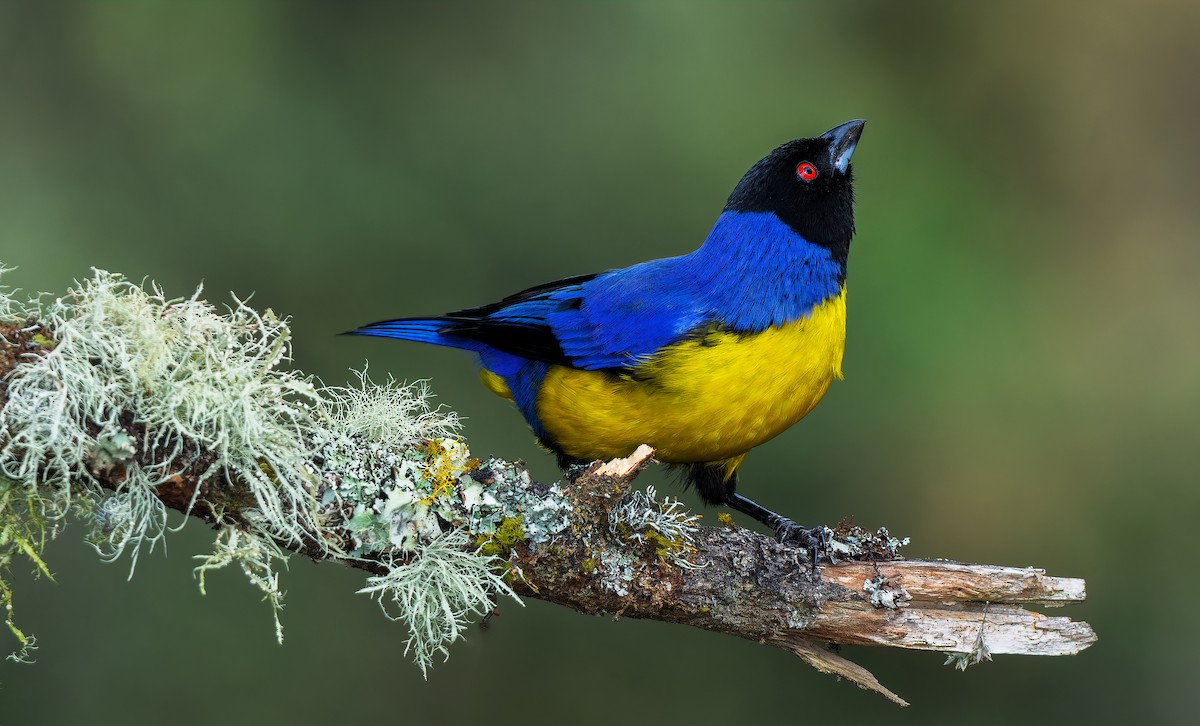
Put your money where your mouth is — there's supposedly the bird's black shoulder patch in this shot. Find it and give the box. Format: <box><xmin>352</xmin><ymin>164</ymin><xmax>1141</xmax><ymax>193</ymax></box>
<box><xmin>450</xmin><ymin>273</ymin><xmax>599</xmax><ymax>318</ymax></box>
<box><xmin>437</xmin><ymin>273</ymin><xmax>600</xmax><ymax>366</ymax></box>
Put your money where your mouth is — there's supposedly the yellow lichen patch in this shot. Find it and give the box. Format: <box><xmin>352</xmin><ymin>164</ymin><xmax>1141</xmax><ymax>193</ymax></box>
<box><xmin>418</xmin><ymin>438</ymin><xmax>477</xmax><ymax>506</ymax></box>
<box><xmin>476</xmin><ymin>516</ymin><xmax>526</xmax><ymax>559</ymax></box>
<box><xmin>256</xmin><ymin>459</ymin><xmax>279</xmax><ymax>484</ymax></box>
<box><xmin>642</xmin><ymin>529</ymin><xmax>683</xmax><ymax>561</ymax></box>
<box><xmin>618</xmin><ymin>525</ymin><xmax>694</xmax><ymax>566</ymax></box>
<box><xmin>717</xmin><ymin>512</ymin><xmax>736</xmax><ymax>528</ymax></box>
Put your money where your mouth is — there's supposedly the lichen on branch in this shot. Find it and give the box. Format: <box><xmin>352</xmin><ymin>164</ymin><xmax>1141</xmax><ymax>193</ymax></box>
<box><xmin>0</xmin><ymin>267</ymin><xmax>523</xmax><ymax>669</ymax></box>
<box><xmin>0</xmin><ymin>266</ymin><xmax>1095</xmax><ymax>704</ymax></box>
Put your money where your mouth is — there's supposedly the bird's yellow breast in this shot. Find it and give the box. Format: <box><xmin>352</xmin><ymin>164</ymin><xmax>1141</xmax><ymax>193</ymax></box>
<box><xmin>529</xmin><ymin>287</ymin><xmax>847</xmax><ymax>465</ymax></box>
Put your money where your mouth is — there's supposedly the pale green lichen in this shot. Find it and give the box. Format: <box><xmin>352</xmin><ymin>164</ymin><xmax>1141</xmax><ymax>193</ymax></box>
<box><xmin>317</xmin><ymin>368</ymin><xmax>458</xmax><ymax>451</ymax></box>
<box><xmin>308</xmin><ymin>384</ymin><xmax>470</xmax><ymax>558</ymax></box>
<box><xmin>0</xmin><ymin>268</ymin><xmax>329</xmax><ymax>650</ymax></box>
<box><xmin>0</xmin><ymin>270</ymin><xmax>324</xmax><ymax>562</ymax></box>
<box><xmin>358</xmin><ymin>527</ymin><xmax>519</xmax><ymax>676</ymax></box>
<box><xmin>84</xmin><ymin>481</ymin><xmax>170</xmax><ymax>573</ymax></box>
<box><xmin>194</xmin><ymin>526</ymin><xmax>289</xmax><ymax>644</ymax></box>
<box><xmin>0</xmin><ymin>265</ymin><xmax>27</xmax><ymax>322</ymax></box>
<box><xmin>0</xmin><ymin>267</ymin><xmax>52</xmax><ymax>661</ymax></box>
<box><xmin>0</xmin><ymin>266</ymin><xmax>525</xmax><ymax>671</ymax></box>
<box><xmin>608</xmin><ymin>485</ymin><xmax>702</xmax><ymax>568</ymax></box>
<box><xmin>302</xmin><ymin>371</ymin><xmax>536</xmax><ymax>672</ymax></box>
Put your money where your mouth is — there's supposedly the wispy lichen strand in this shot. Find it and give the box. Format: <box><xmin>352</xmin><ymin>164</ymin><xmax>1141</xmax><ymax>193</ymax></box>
<box><xmin>0</xmin><ymin>475</ymin><xmax>53</xmax><ymax>663</ymax></box>
<box><xmin>358</xmin><ymin>527</ymin><xmax>519</xmax><ymax>676</ymax></box>
<box><xmin>194</xmin><ymin>527</ymin><xmax>290</xmax><ymax>644</ymax></box>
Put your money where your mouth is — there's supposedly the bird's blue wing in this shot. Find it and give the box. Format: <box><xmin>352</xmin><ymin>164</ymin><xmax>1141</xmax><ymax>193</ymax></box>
<box><xmin>431</xmin><ymin>273</ymin><xmax>599</xmax><ymax>365</ymax></box>
<box><xmin>348</xmin><ymin>258</ymin><xmax>704</xmax><ymax>371</ymax></box>
<box><xmin>544</xmin><ymin>258</ymin><xmax>707</xmax><ymax>369</ymax></box>
<box><xmin>348</xmin><ymin>254</ymin><xmax>708</xmax><ymax>370</ymax></box>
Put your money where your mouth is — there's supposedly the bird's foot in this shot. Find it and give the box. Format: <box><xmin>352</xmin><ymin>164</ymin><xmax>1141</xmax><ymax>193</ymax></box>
<box><xmin>772</xmin><ymin>519</ymin><xmax>832</xmax><ymax>576</ymax></box>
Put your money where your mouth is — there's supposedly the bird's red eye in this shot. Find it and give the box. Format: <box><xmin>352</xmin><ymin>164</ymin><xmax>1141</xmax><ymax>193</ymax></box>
<box><xmin>796</xmin><ymin>161</ymin><xmax>819</xmax><ymax>181</ymax></box>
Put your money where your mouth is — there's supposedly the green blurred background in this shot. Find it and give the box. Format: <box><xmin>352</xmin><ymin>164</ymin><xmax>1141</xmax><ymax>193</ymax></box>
<box><xmin>2</xmin><ymin>2</ymin><xmax>1197</xmax><ymax>723</ymax></box>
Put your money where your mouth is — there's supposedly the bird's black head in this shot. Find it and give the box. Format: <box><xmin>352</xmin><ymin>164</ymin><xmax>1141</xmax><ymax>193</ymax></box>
<box><xmin>724</xmin><ymin>120</ymin><xmax>864</xmax><ymax>265</ymax></box>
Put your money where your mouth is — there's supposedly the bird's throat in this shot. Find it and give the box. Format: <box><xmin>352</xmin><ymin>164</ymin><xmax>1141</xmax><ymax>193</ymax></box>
<box><xmin>689</xmin><ymin>211</ymin><xmax>846</xmax><ymax>332</ymax></box>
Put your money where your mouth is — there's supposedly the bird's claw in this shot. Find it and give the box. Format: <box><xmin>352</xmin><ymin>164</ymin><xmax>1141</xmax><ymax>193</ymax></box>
<box><xmin>773</xmin><ymin>519</ymin><xmax>831</xmax><ymax>576</ymax></box>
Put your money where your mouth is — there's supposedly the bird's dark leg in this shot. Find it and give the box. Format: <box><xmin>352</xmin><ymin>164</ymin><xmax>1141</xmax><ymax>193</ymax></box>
<box><xmin>724</xmin><ymin>491</ymin><xmax>829</xmax><ymax>574</ymax></box>
<box><xmin>686</xmin><ymin>463</ymin><xmax>829</xmax><ymax>574</ymax></box>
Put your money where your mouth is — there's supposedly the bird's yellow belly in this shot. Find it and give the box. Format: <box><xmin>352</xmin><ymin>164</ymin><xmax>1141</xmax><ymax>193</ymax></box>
<box><xmin>532</xmin><ymin>288</ymin><xmax>846</xmax><ymax>465</ymax></box>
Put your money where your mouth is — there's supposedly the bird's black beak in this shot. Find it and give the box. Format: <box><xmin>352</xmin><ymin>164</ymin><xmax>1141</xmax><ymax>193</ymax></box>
<box><xmin>820</xmin><ymin>119</ymin><xmax>865</xmax><ymax>174</ymax></box>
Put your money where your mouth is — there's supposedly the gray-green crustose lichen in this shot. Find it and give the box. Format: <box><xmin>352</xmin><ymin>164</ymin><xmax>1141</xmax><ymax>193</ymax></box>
<box><xmin>863</xmin><ymin>573</ymin><xmax>912</xmax><ymax>610</ymax></box>
<box><xmin>565</xmin><ymin>484</ymin><xmax>705</xmax><ymax>597</ymax></box>
<box><xmin>461</xmin><ymin>459</ymin><xmax>572</xmax><ymax>543</ymax></box>
<box><xmin>827</xmin><ymin>520</ymin><xmax>910</xmax><ymax>561</ymax></box>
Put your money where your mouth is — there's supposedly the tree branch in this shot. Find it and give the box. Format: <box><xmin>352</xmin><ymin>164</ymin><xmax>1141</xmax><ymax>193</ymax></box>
<box><xmin>0</xmin><ymin>270</ymin><xmax>1095</xmax><ymax>706</ymax></box>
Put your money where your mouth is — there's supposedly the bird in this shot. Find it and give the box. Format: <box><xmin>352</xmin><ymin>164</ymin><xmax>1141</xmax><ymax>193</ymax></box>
<box><xmin>348</xmin><ymin>120</ymin><xmax>865</xmax><ymax>565</ymax></box>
